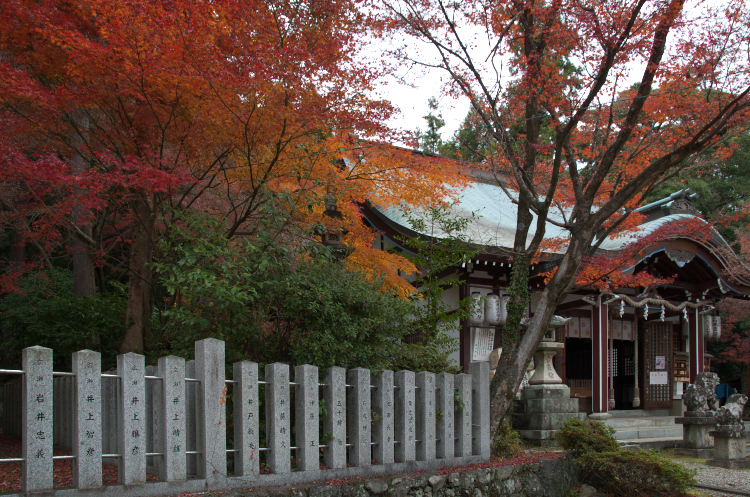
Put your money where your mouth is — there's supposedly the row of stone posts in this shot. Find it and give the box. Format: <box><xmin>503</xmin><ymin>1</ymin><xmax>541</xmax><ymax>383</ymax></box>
<box><xmin>1</xmin><ymin>338</ymin><xmax>491</xmax><ymax>496</ymax></box>
<box><xmin>675</xmin><ymin>372</ymin><xmax>749</xmax><ymax>469</ymax></box>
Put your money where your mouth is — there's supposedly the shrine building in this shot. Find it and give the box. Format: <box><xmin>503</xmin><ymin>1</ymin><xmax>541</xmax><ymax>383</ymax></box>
<box><xmin>361</xmin><ymin>173</ymin><xmax>750</xmax><ymax>418</ymax></box>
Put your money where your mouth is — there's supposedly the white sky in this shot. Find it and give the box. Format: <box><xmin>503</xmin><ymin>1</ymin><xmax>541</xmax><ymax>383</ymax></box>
<box><xmin>370</xmin><ymin>0</ymin><xmax>724</xmax><ymax>145</ymax></box>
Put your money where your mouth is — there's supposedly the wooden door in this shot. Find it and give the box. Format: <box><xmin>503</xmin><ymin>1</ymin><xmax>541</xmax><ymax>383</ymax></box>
<box><xmin>642</xmin><ymin>322</ymin><xmax>673</xmax><ymax>409</ymax></box>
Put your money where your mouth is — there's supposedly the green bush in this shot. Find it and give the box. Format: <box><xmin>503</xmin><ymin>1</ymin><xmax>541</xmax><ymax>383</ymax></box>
<box><xmin>557</xmin><ymin>418</ymin><xmax>696</xmax><ymax>497</ymax></box>
<box><xmin>0</xmin><ymin>269</ymin><xmax>127</xmax><ymax>371</ymax></box>
<box><xmin>555</xmin><ymin>418</ymin><xmax>619</xmax><ymax>456</ymax></box>
<box><xmin>155</xmin><ymin>210</ymin><xmax>457</xmax><ymax>372</ymax></box>
<box><xmin>492</xmin><ymin>418</ymin><xmax>524</xmax><ymax>458</ymax></box>
<box><xmin>579</xmin><ymin>449</ymin><xmax>696</xmax><ymax>497</ymax></box>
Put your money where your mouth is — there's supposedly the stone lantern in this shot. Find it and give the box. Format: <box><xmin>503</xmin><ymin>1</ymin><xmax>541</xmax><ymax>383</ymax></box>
<box><xmin>511</xmin><ymin>315</ymin><xmax>587</xmax><ymax>446</ymax></box>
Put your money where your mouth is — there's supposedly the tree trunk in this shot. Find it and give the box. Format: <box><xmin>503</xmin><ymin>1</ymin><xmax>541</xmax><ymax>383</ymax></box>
<box><xmin>8</xmin><ymin>227</ymin><xmax>25</xmax><ymax>272</ymax></box>
<box><xmin>121</xmin><ymin>197</ymin><xmax>155</xmax><ymax>354</ymax></box>
<box><xmin>489</xmin><ymin>231</ymin><xmax>593</xmax><ymax>440</ymax></box>
<box><xmin>71</xmin><ymin>213</ymin><xmax>96</xmax><ymax>297</ymax></box>
<box><xmin>71</xmin><ymin>113</ymin><xmax>95</xmax><ymax>297</ymax></box>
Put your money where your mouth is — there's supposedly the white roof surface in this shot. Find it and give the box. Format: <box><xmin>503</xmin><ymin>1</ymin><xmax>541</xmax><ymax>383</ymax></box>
<box><xmin>375</xmin><ymin>181</ymin><xmax>703</xmax><ymax>254</ymax></box>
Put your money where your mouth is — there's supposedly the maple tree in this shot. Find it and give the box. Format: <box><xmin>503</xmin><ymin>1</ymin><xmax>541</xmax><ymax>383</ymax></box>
<box><xmin>0</xmin><ymin>0</ymin><xmax>466</xmax><ymax>355</ymax></box>
<box><xmin>384</xmin><ymin>0</ymin><xmax>750</xmax><ymax>436</ymax></box>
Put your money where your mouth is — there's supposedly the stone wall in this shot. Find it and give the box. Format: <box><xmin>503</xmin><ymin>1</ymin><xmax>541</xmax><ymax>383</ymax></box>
<box><xmin>211</xmin><ymin>456</ymin><xmax>581</xmax><ymax>497</ymax></box>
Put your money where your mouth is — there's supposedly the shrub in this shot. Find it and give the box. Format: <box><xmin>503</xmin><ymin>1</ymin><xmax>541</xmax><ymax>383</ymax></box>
<box><xmin>0</xmin><ymin>269</ymin><xmax>128</xmax><ymax>371</ymax></box>
<box><xmin>492</xmin><ymin>418</ymin><xmax>524</xmax><ymax>458</ymax></box>
<box><xmin>555</xmin><ymin>418</ymin><xmax>619</xmax><ymax>456</ymax></box>
<box><xmin>578</xmin><ymin>449</ymin><xmax>696</xmax><ymax>497</ymax></box>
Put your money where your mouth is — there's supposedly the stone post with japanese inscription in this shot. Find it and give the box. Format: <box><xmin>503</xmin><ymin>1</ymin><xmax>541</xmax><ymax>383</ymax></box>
<box><xmin>454</xmin><ymin>373</ymin><xmax>472</xmax><ymax>457</ymax></box>
<box><xmin>233</xmin><ymin>361</ymin><xmax>259</xmax><ymax>477</ymax></box>
<box><xmin>323</xmin><ymin>366</ymin><xmax>346</xmax><ymax>469</ymax></box>
<box><xmin>470</xmin><ymin>361</ymin><xmax>490</xmax><ymax>458</ymax></box>
<box><xmin>73</xmin><ymin>349</ymin><xmax>102</xmax><ymax>489</ymax></box>
<box><xmin>22</xmin><ymin>346</ymin><xmax>53</xmax><ymax>492</ymax></box>
<box><xmin>158</xmin><ymin>355</ymin><xmax>186</xmax><ymax>481</ymax></box>
<box><xmin>372</xmin><ymin>370</ymin><xmax>394</xmax><ymax>464</ymax></box>
<box><xmin>196</xmin><ymin>338</ymin><xmax>227</xmax><ymax>485</ymax></box>
<box><xmin>435</xmin><ymin>373</ymin><xmax>454</xmax><ymax>459</ymax></box>
<box><xmin>415</xmin><ymin>372</ymin><xmax>436</xmax><ymax>461</ymax></box>
<box><xmin>395</xmin><ymin>370</ymin><xmax>415</xmax><ymax>462</ymax></box>
<box><xmin>118</xmin><ymin>352</ymin><xmax>146</xmax><ymax>484</ymax></box>
<box><xmin>347</xmin><ymin>368</ymin><xmax>371</xmax><ymax>467</ymax></box>
<box><xmin>295</xmin><ymin>365</ymin><xmax>319</xmax><ymax>472</ymax></box>
<box><xmin>265</xmin><ymin>362</ymin><xmax>290</xmax><ymax>474</ymax></box>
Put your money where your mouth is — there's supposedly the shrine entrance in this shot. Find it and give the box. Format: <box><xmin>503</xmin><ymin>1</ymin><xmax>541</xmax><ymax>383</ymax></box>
<box><xmin>641</xmin><ymin>322</ymin><xmax>673</xmax><ymax>410</ymax></box>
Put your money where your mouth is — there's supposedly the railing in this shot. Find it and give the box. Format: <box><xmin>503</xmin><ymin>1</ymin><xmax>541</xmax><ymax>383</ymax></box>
<box><xmin>0</xmin><ymin>338</ymin><xmax>490</xmax><ymax>496</ymax></box>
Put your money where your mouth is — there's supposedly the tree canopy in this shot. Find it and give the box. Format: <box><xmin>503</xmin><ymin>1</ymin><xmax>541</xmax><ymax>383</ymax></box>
<box><xmin>0</xmin><ymin>0</ymin><xmax>465</xmax><ymax>357</ymax></box>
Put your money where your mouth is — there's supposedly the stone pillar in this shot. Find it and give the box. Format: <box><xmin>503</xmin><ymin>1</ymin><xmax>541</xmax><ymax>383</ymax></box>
<box><xmin>323</xmin><ymin>367</ymin><xmax>346</xmax><ymax>469</ymax></box>
<box><xmin>470</xmin><ymin>361</ymin><xmax>490</xmax><ymax>458</ymax></box>
<box><xmin>22</xmin><ymin>346</ymin><xmax>53</xmax><ymax>492</ymax></box>
<box><xmin>118</xmin><ymin>352</ymin><xmax>146</xmax><ymax>484</ymax></box>
<box><xmin>415</xmin><ymin>372</ymin><xmax>436</xmax><ymax>461</ymax></box>
<box><xmin>158</xmin><ymin>355</ymin><xmax>186</xmax><ymax>481</ymax></box>
<box><xmin>233</xmin><ymin>361</ymin><xmax>259</xmax><ymax>477</ymax></box>
<box><xmin>295</xmin><ymin>365</ymin><xmax>319</xmax><ymax>472</ymax></box>
<box><xmin>372</xmin><ymin>370</ymin><xmax>394</xmax><ymax>464</ymax></box>
<box><xmin>185</xmin><ymin>360</ymin><xmax>197</xmax><ymax>476</ymax></box>
<box><xmin>265</xmin><ymin>362</ymin><xmax>290</xmax><ymax>474</ymax></box>
<box><xmin>73</xmin><ymin>349</ymin><xmax>102</xmax><ymax>489</ymax></box>
<box><xmin>347</xmin><ymin>368</ymin><xmax>371</xmax><ymax>467</ymax></box>
<box><xmin>195</xmin><ymin>338</ymin><xmax>226</xmax><ymax>484</ymax></box>
<box><xmin>436</xmin><ymin>373</ymin><xmax>454</xmax><ymax>459</ymax></box>
<box><xmin>145</xmin><ymin>364</ymin><xmax>160</xmax><ymax>477</ymax></box>
<box><xmin>395</xmin><ymin>370</ymin><xmax>416</xmax><ymax>462</ymax></box>
<box><xmin>454</xmin><ymin>373</ymin><xmax>472</xmax><ymax>457</ymax></box>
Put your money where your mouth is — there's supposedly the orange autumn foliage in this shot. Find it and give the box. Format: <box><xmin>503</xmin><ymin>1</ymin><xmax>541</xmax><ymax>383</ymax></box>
<box><xmin>0</xmin><ymin>0</ymin><xmax>466</xmax><ymax>350</ymax></box>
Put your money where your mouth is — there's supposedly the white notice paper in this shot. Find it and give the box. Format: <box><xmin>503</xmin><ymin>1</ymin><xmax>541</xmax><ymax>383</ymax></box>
<box><xmin>650</xmin><ymin>371</ymin><xmax>668</xmax><ymax>385</ymax></box>
<box><xmin>472</xmin><ymin>328</ymin><xmax>495</xmax><ymax>362</ymax></box>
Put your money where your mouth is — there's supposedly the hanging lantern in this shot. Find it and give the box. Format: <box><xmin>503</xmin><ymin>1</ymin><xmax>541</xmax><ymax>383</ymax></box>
<box><xmin>469</xmin><ymin>292</ymin><xmax>485</xmax><ymax>326</ymax></box>
<box><xmin>485</xmin><ymin>294</ymin><xmax>502</xmax><ymax>325</ymax></box>
<box><xmin>713</xmin><ymin>315</ymin><xmax>722</xmax><ymax>339</ymax></box>
<box><xmin>703</xmin><ymin>314</ymin><xmax>714</xmax><ymax>339</ymax></box>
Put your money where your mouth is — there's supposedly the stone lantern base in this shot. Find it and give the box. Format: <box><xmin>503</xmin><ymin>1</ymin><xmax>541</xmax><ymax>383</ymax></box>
<box><xmin>674</xmin><ymin>415</ymin><xmax>715</xmax><ymax>458</ymax></box>
<box><xmin>706</xmin><ymin>431</ymin><xmax>750</xmax><ymax>469</ymax></box>
<box><xmin>511</xmin><ymin>384</ymin><xmax>587</xmax><ymax>447</ymax></box>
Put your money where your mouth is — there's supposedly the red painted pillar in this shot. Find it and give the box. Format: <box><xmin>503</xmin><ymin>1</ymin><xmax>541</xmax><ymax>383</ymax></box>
<box><xmin>591</xmin><ymin>300</ymin><xmax>610</xmax><ymax>417</ymax></box>
<box><xmin>688</xmin><ymin>308</ymin><xmax>704</xmax><ymax>382</ymax></box>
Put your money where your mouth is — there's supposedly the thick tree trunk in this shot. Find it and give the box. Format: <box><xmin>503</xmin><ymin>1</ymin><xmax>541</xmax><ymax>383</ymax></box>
<box><xmin>71</xmin><ymin>113</ymin><xmax>95</xmax><ymax>297</ymax></box>
<box><xmin>489</xmin><ymin>232</ymin><xmax>594</xmax><ymax>440</ymax></box>
<box><xmin>8</xmin><ymin>227</ymin><xmax>25</xmax><ymax>272</ymax></box>
<box><xmin>121</xmin><ymin>197</ymin><xmax>155</xmax><ymax>354</ymax></box>
<box><xmin>71</xmin><ymin>213</ymin><xmax>96</xmax><ymax>297</ymax></box>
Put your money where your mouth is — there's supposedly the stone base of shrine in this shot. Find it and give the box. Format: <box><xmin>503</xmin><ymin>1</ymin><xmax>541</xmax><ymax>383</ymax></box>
<box><xmin>674</xmin><ymin>447</ymin><xmax>714</xmax><ymax>458</ymax></box>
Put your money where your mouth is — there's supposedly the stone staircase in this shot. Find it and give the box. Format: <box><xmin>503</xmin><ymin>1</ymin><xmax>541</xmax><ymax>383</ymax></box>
<box><xmin>603</xmin><ymin>410</ymin><xmax>683</xmax><ymax>449</ymax></box>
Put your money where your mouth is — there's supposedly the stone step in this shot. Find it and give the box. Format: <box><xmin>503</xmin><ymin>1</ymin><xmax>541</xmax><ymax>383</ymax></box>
<box><xmin>612</xmin><ymin>425</ymin><xmax>683</xmax><ymax>440</ymax></box>
<box><xmin>605</xmin><ymin>416</ymin><xmax>677</xmax><ymax>429</ymax></box>
<box><xmin>618</xmin><ymin>436</ymin><xmax>682</xmax><ymax>451</ymax></box>
<box><xmin>607</xmin><ymin>409</ymin><xmax>670</xmax><ymax>418</ymax></box>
